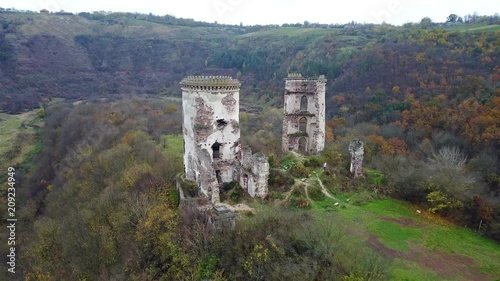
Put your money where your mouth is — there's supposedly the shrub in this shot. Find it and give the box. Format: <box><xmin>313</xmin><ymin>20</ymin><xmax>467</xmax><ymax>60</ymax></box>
<box><xmin>280</xmin><ymin>153</ymin><xmax>297</xmax><ymax>170</ymax></box>
<box><xmin>291</xmin><ymin>184</ymin><xmax>306</xmax><ymax>198</ymax></box>
<box><xmin>268</xmin><ymin>154</ymin><xmax>277</xmax><ymax>168</ymax></box>
<box><xmin>351</xmin><ymin>191</ymin><xmax>376</xmax><ymax>206</ymax></box>
<box><xmin>308</xmin><ymin>184</ymin><xmax>326</xmax><ymax>201</ymax></box>
<box><xmin>304</xmin><ymin>156</ymin><xmax>322</xmax><ymax>168</ymax></box>
<box><xmin>268</xmin><ymin>169</ymin><xmax>295</xmax><ymax>192</ymax></box>
<box><xmin>195</xmin><ymin>255</ymin><xmax>219</xmax><ymax>280</ymax></box>
<box><xmin>291</xmin><ymin>162</ymin><xmax>308</xmax><ymax>178</ymax></box>
<box><xmin>366</xmin><ymin>168</ymin><xmax>385</xmax><ymax>186</ymax></box>
<box><xmin>179</xmin><ymin>176</ymin><xmax>198</xmax><ymax>197</ymax></box>
<box><xmin>291</xmin><ymin>196</ymin><xmax>311</xmax><ymax>209</ymax></box>
<box><xmin>230</xmin><ymin>186</ymin><xmax>243</xmax><ymax>202</ymax></box>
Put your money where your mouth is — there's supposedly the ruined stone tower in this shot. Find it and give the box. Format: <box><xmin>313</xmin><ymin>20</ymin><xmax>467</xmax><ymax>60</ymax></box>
<box><xmin>349</xmin><ymin>139</ymin><xmax>364</xmax><ymax>178</ymax></box>
<box><xmin>282</xmin><ymin>73</ymin><xmax>326</xmax><ymax>154</ymax></box>
<box><xmin>181</xmin><ymin>76</ymin><xmax>241</xmax><ymax>203</ymax></box>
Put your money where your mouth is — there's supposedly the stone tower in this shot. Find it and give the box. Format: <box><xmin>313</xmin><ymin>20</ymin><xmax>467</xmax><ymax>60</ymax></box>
<box><xmin>181</xmin><ymin>76</ymin><xmax>241</xmax><ymax>203</ymax></box>
<box><xmin>349</xmin><ymin>139</ymin><xmax>364</xmax><ymax>178</ymax></box>
<box><xmin>282</xmin><ymin>73</ymin><xmax>326</xmax><ymax>154</ymax></box>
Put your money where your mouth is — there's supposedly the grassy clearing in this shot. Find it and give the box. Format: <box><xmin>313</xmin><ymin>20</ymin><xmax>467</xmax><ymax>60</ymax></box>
<box><xmin>308</xmin><ymin>195</ymin><xmax>500</xmax><ymax>280</ymax></box>
<box><xmin>0</xmin><ymin>110</ymin><xmax>43</xmax><ymax>168</ymax></box>
<box><xmin>362</xmin><ymin>199</ymin><xmax>417</xmax><ymax>218</ymax></box>
<box><xmin>390</xmin><ymin>259</ymin><xmax>442</xmax><ymax>281</ymax></box>
<box><xmin>238</xmin><ymin>27</ymin><xmax>340</xmax><ymax>38</ymax></box>
<box><xmin>277</xmin><ymin>155</ymin><xmax>500</xmax><ymax>279</ymax></box>
<box><xmin>0</xmin><ymin>113</ymin><xmax>22</xmax><ymax>158</ymax></box>
<box><xmin>161</xmin><ymin>134</ymin><xmax>184</xmax><ymax>164</ymax></box>
<box><xmin>444</xmin><ymin>23</ymin><xmax>500</xmax><ymax>32</ymax></box>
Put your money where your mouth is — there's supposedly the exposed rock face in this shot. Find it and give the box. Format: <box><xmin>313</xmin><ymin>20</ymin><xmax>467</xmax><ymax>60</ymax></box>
<box><xmin>349</xmin><ymin>139</ymin><xmax>364</xmax><ymax>178</ymax></box>
<box><xmin>282</xmin><ymin>73</ymin><xmax>326</xmax><ymax>155</ymax></box>
<box><xmin>181</xmin><ymin>76</ymin><xmax>269</xmax><ymax>203</ymax></box>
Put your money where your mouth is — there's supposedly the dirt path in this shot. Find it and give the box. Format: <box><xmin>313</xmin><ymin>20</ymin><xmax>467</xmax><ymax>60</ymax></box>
<box><xmin>315</xmin><ymin>178</ymin><xmax>337</xmax><ymax>201</ymax></box>
<box><xmin>303</xmin><ymin>182</ymin><xmax>310</xmax><ymax>200</ymax></box>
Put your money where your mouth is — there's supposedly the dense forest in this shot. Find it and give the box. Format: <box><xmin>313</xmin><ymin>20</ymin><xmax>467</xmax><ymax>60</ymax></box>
<box><xmin>0</xmin><ymin>9</ymin><xmax>499</xmax><ymax>281</ymax></box>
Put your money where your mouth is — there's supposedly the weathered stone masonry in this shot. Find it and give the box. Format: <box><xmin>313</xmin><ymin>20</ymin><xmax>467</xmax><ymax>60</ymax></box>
<box><xmin>282</xmin><ymin>73</ymin><xmax>326</xmax><ymax>154</ymax></box>
<box><xmin>181</xmin><ymin>76</ymin><xmax>268</xmax><ymax>203</ymax></box>
<box><xmin>348</xmin><ymin>139</ymin><xmax>364</xmax><ymax>178</ymax></box>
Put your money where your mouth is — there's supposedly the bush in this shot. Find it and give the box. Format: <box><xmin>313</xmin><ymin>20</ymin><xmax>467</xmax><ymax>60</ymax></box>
<box><xmin>291</xmin><ymin>196</ymin><xmax>311</xmax><ymax>209</ymax></box>
<box><xmin>366</xmin><ymin>168</ymin><xmax>385</xmax><ymax>186</ymax></box>
<box><xmin>351</xmin><ymin>191</ymin><xmax>376</xmax><ymax>206</ymax></box>
<box><xmin>291</xmin><ymin>184</ymin><xmax>306</xmax><ymax>198</ymax></box>
<box><xmin>179</xmin><ymin>176</ymin><xmax>198</xmax><ymax>197</ymax></box>
<box><xmin>291</xmin><ymin>162</ymin><xmax>309</xmax><ymax>178</ymax></box>
<box><xmin>304</xmin><ymin>156</ymin><xmax>323</xmax><ymax>168</ymax></box>
<box><xmin>308</xmin><ymin>184</ymin><xmax>326</xmax><ymax>201</ymax></box>
<box><xmin>229</xmin><ymin>185</ymin><xmax>243</xmax><ymax>202</ymax></box>
<box><xmin>268</xmin><ymin>154</ymin><xmax>277</xmax><ymax>168</ymax></box>
<box><xmin>268</xmin><ymin>191</ymin><xmax>285</xmax><ymax>200</ymax></box>
<box><xmin>280</xmin><ymin>153</ymin><xmax>297</xmax><ymax>170</ymax></box>
<box><xmin>268</xmin><ymin>169</ymin><xmax>295</xmax><ymax>192</ymax></box>
<box><xmin>195</xmin><ymin>255</ymin><xmax>219</xmax><ymax>280</ymax></box>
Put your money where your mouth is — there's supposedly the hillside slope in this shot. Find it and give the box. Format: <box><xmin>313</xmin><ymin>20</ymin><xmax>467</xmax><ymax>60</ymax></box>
<box><xmin>1</xmin><ymin>12</ymin><xmax>498</xmax><ymax>117</ymax></box>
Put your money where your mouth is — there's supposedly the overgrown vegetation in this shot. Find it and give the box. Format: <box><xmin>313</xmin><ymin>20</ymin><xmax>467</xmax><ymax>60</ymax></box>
<box><xmin>0</xmin><ymin>9</ymin><xmax>499</xmax><ymax>281</ymax></box>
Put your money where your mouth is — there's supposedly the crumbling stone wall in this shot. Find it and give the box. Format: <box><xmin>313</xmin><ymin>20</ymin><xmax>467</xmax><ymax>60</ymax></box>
<box><xmin>181</xmin><ymin>76</ymin><xmax>270</xmax><ymax>203</ymax></box>
<box><xmin>239</xmin><ymin>147</ymin><xmax>269</xmax><ymax>198</ymax></box>
<box><xmin>282</xmin><ymin>73</ymin><xmax>326</xmax><ymax>155</ymax></box>
<box><xmin>349</xmin><ymin>139</ymin><xmax>364</xmax><ymax>178</ymax></box>
<box><xmin>181</xmin><ymin>76</ymin><xmax>241</xmax><ymax>203</ymax></box>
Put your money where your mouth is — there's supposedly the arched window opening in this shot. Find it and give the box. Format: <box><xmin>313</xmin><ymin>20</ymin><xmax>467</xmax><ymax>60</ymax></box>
<box><xmin>300</xmin><ymin>95</ymin><xmax>308</xmax><ymax>111</ymax></box>
<box><xmin>212</xmin><ymin>142</ymin><xmax>221</xmax><ymax>159</ymax></box>
<box><xmin>298</xmin><ymin>137</ymin><xmax>307</xmax><ymax>154</ymax></box>
<box><xmin>299</xmin><ymin>117</ymin><xmax>307</xmax><ymax>133</ymax></box>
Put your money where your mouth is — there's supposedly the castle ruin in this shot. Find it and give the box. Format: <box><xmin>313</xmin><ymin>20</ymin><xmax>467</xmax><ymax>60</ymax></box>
<box><xmin>181</xmin><ymin>76</ymin><xmax>269</xmax><ymax>203</ymax></box>
<box><xmin>349</xmin><ymin>139</ymin><xmax>364</xmax><ymax>178</ymax></box>
<box><xmin>282</xmin><ymin>73</ymin><xmax>326</xmax><ymax>154</ymax></box>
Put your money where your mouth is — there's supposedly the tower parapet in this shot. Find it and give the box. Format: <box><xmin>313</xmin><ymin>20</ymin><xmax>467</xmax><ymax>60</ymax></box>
<box><xmin>286</xmin><ymin>73</ymin><xmax>303</xmax><ymax>79</ymax></box>
<box><xmin>180</xmin><ymin>76</ymin><xmax>241</xmax><ymax>91</ymax></box>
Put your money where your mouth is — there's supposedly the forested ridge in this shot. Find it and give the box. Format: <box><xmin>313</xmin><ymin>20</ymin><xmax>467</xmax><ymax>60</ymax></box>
<box><xmin>0</xmin><ymin>9</ymin><xmax>499</xmax><ymax>281</ymax></box>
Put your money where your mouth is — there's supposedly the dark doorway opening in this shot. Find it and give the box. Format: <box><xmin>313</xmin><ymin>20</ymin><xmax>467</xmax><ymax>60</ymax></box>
<box><xmin>212</xmin><ymin>142</ymin><xmax>221</xmax><ymax>159</ymax></box>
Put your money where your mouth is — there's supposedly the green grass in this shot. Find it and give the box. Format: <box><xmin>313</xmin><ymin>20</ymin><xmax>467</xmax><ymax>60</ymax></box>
<box><xmin>0</xmin><ymin>113</ymin><xmax>22</xmax><ymax>157</ymax></box>
<box><xmin>362</xmin><ymin>199</ymin><xmax>417</xmax><ymax>218</ymax></box>
<box><xmin>161</xmin><ymin>134</ymin><xmax>184</xmax><ymax>164</ymax></box>
<box><xmin>368</xmin><ymin>220</ymin><xmax>422</xmax><ymax>251</ymax></box>
<box><xmin>390</xmin><ymin>259</ymin><xmax>442</xmax><ymax>281</ymax></box>
<box><xmin>0</xmin><ymin>110</ymin><xmax>44</xmax><ymax>186</ymax></box>
<box><xmin>307</xmin><ymin>195</ymin><xmax>500</xmax><ymax>279</ymax></box>
<box><xmin>422</xmin><ymin>226</ymin><xmax>500</xmax><ymax>275</ymax></box>
<box><xmin>444</xmin><ymin>23</ymin><xmax>500</xmax><ymax>33</ymax></box>
<box><xmin>238</xmin><ymin>27</ymin><xmax>339</xmax><ymax>38</ymax></box>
